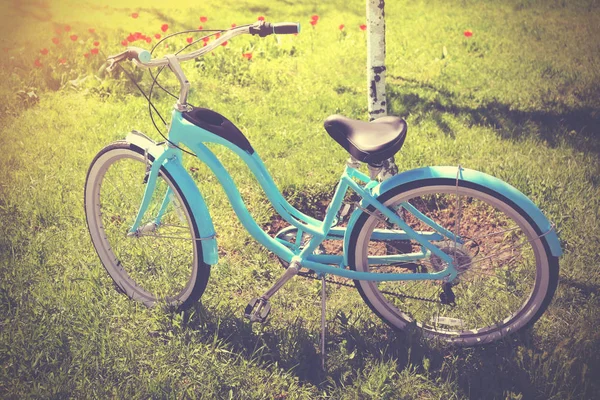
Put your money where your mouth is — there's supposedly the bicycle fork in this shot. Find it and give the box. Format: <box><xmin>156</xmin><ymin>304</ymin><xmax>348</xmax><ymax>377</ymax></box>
<box><xmin>127</xmin><ymin>146</ymin><xmax>179</xmax><ymax>236</ymax></box>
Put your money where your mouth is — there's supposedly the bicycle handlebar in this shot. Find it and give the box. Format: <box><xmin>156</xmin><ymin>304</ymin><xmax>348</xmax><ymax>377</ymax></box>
<box><xmin>106</xmin><ymin>21</ymin><xmax>300</xmax><ymax>71</ymax></box>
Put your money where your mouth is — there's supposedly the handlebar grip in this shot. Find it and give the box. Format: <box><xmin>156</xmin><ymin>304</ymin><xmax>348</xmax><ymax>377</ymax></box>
<box><xmin>250</xmin><ymin>21</ymin><xmax>301</xmax><ymax>37</ymax></box>
<box><xmin>273</xmin><ymin>22</ymin><xmax>300</xmax><ymax>35</ymax></box>
<box><xmin>126</xmin><ymin>47</ymin><xmax>152</xmax><ymax>63</ymax></box>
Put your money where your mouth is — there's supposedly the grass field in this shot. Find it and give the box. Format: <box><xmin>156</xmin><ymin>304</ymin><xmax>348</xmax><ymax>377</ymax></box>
<box><xmin>1</xmin><ymin>0</ymin><xmax>599</xmax><ymax>398</ymax></box>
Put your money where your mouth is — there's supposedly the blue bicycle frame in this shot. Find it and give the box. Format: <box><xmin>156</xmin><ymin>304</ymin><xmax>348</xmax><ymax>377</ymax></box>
<box><xmin>127</xmin><ymin>108</ymin><xmax>562</xmax><ymax>283</ymax></box>
<box><xmin>126</xmin><ymin>109</ymin><xmax>466</xmax><ymax>283</ymax></box>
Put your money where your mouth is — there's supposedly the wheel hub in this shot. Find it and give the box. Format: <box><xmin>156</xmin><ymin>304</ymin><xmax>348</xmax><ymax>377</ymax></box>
<box><xmin>430</xmin><ymin>243</ymin><xmax>473</xmax><ymax>274</ymax></box>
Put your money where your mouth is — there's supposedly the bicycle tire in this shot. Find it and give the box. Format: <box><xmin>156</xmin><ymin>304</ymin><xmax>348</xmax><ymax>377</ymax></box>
<box><xmin>84</xmin><ymin>141</ymin><xmax>210</xmax><ymax>311</ymax></box>
<box><xmin>348</xmin><ymin>178</ymin><xmax>559</xmax><ymax>345</ymax></box>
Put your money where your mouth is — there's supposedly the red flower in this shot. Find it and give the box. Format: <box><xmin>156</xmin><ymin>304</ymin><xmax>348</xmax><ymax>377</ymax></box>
<box><xmin>145</xmin><ymin>37</ymin><xmax>151</xmax><ymax>43</ymax></box>
<box><xmin>121</xmin><ymin>40</ymin><xmax>128</xmax><ymax>46</ymax></box>
<box><xmin>131</xmin><ymin>12</ymin><xmax>139</xmax><ymax>19</ymax></box>
<box><xmin>161</xmin><ymin>24</ymin><xmax>169</xmax><ymax>32</ymax></box>
<box><xmin>59</xmin><ymin>58</ymin><xmax>66</xmax><ymax>64</ymax></box>
<box><xmin>52</xmin><ymin>37</ymin><xmax>59</xmax><ymax>45</ymax></box>
<box><xmin>34</xmin><ymin>58</ymin><xmax>42</xmax><ymax>68</ymax></box>
<box><xmin>154</xmin><ymin>33</ymin><xmax>161</xmax><ymax>39</ymax></box>
<box><xmin>134</xmin><ymin>32</ymin><xmax>142</xmax><ymax>40</ymax></box>
<box><xmin>203</xmin><ymin>42</ymin><xmax>207</xmax><ymax>47</ymax></box>
<box><xmin>221</xmin><ymin>41</ymin><xmax>228</xmax><ymax>46</ymax></box>
<box><xmin>215</xmin><ymin>32</ymin><xmax>220</xmax><ymax>38</ymax></box>
<box><xmin>40</xmin><ymin>48</ymin><xmax>49</xmax><ymax>55</ymax></box>
<box><xmin>242</xmin><ymin>52</ymin><xmax>252</xmax><ymax>60</ymax></box>
<box><xmin>70</xmin><ymin>35</ymin><xmax>78</xmax><ymax>41</ymax></box>
<box><xmin>202</xmin><ymin>36</ymin><xmax>210</xmax><ymax>43</ymax></box>
<box><xmin>64</xmin><ymin>25</ymin><xmax>71</xmax><ymax>32</ymax></box>
<box><xmin>84</xmin><ymin>53</ymin><xmax>90</xmax><ymax>58</ymax></box>
<box><xmin>127</xmin><ymin>34</ymin><xmax>135</xmax><ymax>42</ymax></box>
<box><xmin>231</xmin><ymin>23</ymin><xmax>236</xmax><ymax>28</ymax></box>
<box><xmin>55</xmin><ymin>27</ymin><xmax>62</xmax><ymax>35</ymax></box>
<box><xmin>464</xmin><ymin>30</ymin><xmax>473</xmax><ymax>37</ymax></box>
<box><xmin>93</xmin><ymin>41</ymin><xmax>99</xmax><ymax>46</ymax></box>
<box><xmin>311</xmin><ymin>15</ymin><xmax>319</xmax><ymax>21</ymax></box>
<box><xmin>198</xmin><ymin>25</ymin><xmax>203</xmax><ymax>30</ymax></box>
<box><xmin>310</xmin><ymin>20</ymin><xmax>317</xmax><ymax>26</ymax></box>
<box><xmin>186</xmin><ymin>37</ymin><xmax>193</xmax><ymax>44</ymax></box>
<box><xmin>90</xmin><ymin>48</ymin><xmax>99</xmax><ymax>55</ymax></box>
<box><xmin>359</xmin><ymin>24</ymin><xmax>367</xmax><ymax>31</ymax></box>
<box><xmin>339</xmin><ymin>24</ymin><xmax>345</xmax><ymax>30</ymax></box>
<box><xmin>88</xmin><ymin>28</ymin><xmax>95</xmax><ymax>34</ymax></box>
<box><xmin>200</xmin><ymin>16</ymin><xmax>207</xmax><ymax>23</ymax></box>
<box><xmin>257</xmin><ymin>16</ymin><xmax>264</xmax><ymax>21</ymax></box>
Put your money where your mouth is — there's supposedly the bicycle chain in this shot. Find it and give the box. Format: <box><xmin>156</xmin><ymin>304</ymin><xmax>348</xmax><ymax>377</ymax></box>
<box><xmin>296</xmin><ymin>270</ymin><xmax>441</xmax><ymax>304</ymax></box>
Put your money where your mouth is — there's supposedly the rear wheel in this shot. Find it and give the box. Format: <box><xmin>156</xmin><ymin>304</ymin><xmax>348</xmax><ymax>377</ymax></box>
<box><xmin>348</xmin><ymin>179</ymin><xmax>559</xmax><ymax>345</ymax></box>
<box><xmin>84</xmin><ymin>141</ymin><xmax>210</xmax><ymax>311</ymax></box>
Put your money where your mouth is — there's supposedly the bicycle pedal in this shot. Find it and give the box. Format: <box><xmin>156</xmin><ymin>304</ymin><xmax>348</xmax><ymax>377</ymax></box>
<box><xmin>244</xmin><ymin>297</ymin><xmax>272</xmax><ymax>323</ymax></box>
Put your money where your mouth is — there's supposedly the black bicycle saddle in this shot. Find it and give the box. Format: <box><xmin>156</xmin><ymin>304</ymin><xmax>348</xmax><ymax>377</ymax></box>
<box><xmin>324</xmin><ymin>114</ymin><xmax>407</xmax><ymax>165</ymax></box>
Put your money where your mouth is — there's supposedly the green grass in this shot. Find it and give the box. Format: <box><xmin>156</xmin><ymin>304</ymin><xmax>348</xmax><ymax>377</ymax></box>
<box><xmin>1</xmin><ymin>0</ymin><xmax>599</xmax><ymax>398</ymax></box>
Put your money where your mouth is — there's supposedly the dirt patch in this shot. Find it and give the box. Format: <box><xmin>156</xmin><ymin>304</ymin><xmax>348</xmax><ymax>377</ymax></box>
<box><xmin>263</xmin><ymin>189</ymin><xmax>526</xmax><ymax>278</ymax></box>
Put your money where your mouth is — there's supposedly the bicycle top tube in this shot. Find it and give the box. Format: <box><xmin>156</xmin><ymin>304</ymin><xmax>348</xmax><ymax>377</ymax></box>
<box><xmin>106</xmin><ymin>21</ymin><xmax>300</xmax><ymax>111</ymax></box>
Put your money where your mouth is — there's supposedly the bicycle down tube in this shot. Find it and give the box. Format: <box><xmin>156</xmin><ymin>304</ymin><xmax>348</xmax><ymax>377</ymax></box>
<box><xmin>128</xmin><ymin>109</ymin><xmax>461</xmax><ymax>282</ymax></box>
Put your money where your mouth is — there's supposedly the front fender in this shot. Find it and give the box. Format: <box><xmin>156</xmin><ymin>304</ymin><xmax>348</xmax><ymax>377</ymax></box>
<box><xmin>126</xmin><ymin>131</ymin><xmax>218</xmax><ymax>265</ymax></box>
<box><xmin>344</xmin><ymin>166</ymin><xmax>562</xmax><ymax>265</ymax></box>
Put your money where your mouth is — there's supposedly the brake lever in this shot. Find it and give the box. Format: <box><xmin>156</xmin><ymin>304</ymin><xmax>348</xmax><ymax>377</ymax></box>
<box><xmin>105</xmin><ymin>49</ymin><xmax>131</xmax><ymax>72</ymax></box>
<box><xmin>106</xmin><ymin>58</ymin><xmax>117</xmax><ymax>72</ymax></box>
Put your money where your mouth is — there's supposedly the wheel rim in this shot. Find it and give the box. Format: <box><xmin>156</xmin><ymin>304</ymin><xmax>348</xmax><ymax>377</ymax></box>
<box><xmin>354</xmin><ymin>184</ymin><xmax>549</xmax><ymax>344</ymax></box>
<box><xmin>86</xmin><ymin>148</ymin><xmax>198</xmax><ymax>306</ymax></box>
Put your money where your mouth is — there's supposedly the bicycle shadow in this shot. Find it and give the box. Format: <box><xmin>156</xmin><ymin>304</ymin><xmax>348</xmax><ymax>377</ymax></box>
<box><xmin>386</xmin><ymin>76</ymin><xmax>600</xmax><ymax>157</ymax></box>
<box><xmin>159</xmin><ymin>300</ymin><xmax>544</xmax><ymax>398</ymax></box>
<box><xmin>171</xmin><ymin>301</ymin><xmax>426</xmax><ymax>384</ymax></box>
<box><xmin>245</xmin><ymin>189</ymin><xmax>548</xmax><ymax>397</ymax></box>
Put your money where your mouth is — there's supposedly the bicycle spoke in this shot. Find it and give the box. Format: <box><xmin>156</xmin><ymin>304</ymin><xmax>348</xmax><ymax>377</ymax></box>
<box><xmin>410</xmin><ymin>285</ymin><xmax>443</xmax><ymax>320</ymax></box>
<box><xmin>464</xmin><ymin>226</ymin><xmax>521</xmax><ymax>243</ymax></box>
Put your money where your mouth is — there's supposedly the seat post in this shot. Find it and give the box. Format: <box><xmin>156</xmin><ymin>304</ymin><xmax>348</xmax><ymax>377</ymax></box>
<box><xmin>346</xmin><ymin>156</ymin><xmax>361</xmax><ymax>169</ymax></box>
<box><xmin>368</xmin><ymin>163</ymin><xmax>382</xmax><ymax>180</ymax></box>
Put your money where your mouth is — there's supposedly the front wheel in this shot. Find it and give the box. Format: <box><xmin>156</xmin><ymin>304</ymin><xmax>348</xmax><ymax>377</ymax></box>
<box><xmin>84</xmin><ymin>141</ymin><xmax>210</xmax><ymax>311</ymax></box>
<box><xmin>348</xmin><ymin>179</ymin><xmax>559</xmax><ymax>345</ymax></box>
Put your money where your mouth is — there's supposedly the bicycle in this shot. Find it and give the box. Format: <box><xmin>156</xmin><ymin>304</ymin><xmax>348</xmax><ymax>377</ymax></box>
<box><xmin>84</xmin><ymin>21</ymin><xmax>561</xmax><ymax>347</ymax></box>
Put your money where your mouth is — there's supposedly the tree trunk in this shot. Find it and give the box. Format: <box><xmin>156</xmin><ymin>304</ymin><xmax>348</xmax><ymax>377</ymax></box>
<box><xmin>366</xmin><ymin>0</ymin><xmax>398</xmax><ymax>179</ymax></box>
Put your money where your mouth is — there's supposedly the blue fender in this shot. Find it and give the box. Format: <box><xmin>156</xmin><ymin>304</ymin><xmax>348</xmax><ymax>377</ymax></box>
<box><xmin>125</xmin><ymin>131</ymin><xmax>218</xmax><ymax>265</ymax></box>
<box><xmin>344</xmin><ymin>166</ymin><xmax>562</xmax><ymax>265</ymax></box>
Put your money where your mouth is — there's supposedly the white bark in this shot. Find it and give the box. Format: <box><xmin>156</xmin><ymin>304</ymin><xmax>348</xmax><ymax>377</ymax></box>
<box><xmin>366</xmin><ymin>0</ymin><xmax>387</xmax><ymax>119</ymax></box>
<box><xmin>366</xmin><ymin>0</ymin><xmax>398</xmax><ymax>178</ymax></box>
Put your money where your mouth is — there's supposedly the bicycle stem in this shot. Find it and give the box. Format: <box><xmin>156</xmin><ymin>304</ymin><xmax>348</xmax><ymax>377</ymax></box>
<box><xmin>164</xmin><ymin>55</ymin><xmax>190</xmax><ymax>112</ymax></box>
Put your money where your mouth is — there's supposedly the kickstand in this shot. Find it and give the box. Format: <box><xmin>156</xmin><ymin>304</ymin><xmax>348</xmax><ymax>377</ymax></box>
<box><xmin>320</xmin><ymin>274</ymin><xmax>327</xmax><ymax>372</ymax></box>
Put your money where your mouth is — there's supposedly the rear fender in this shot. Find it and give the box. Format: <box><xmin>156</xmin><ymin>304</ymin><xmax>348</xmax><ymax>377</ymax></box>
<box><xmin>126</xmin><ymin>131</ymin><xmax>218</xmax><ymax>265</ymax></box>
